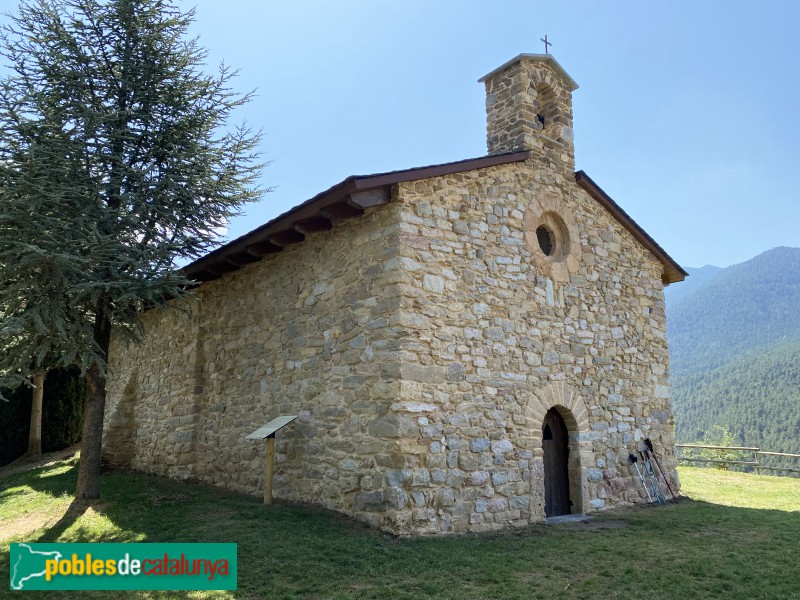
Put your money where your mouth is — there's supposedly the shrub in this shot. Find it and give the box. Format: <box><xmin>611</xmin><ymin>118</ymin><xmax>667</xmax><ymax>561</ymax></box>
<box><xmin>0</xmin><ymin>368</ymin><xmax>86</xmax><ymax>465</ymax></box>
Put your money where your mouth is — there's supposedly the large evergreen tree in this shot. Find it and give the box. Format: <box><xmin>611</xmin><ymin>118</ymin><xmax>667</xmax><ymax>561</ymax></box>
<box><xmin>0</xmin><ymin>0</ymin><xmax>263</xmax><ymax>498</ymax></box>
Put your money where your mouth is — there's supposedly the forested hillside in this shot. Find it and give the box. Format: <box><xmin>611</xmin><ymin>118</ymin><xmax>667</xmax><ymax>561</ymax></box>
<box><xmin>667</xmin><ymin>247</ymin><xmax>800</xmax><ymax>376</ymax></box>
<box><xmin>672</xmin><ymin>341</ymin><xmax>800</xmax><ymax>455</ymax></box>
<box><xmin>667</xmin><ymin>247</ymin><xmax>800</xmax><ymax>473</ymax></box>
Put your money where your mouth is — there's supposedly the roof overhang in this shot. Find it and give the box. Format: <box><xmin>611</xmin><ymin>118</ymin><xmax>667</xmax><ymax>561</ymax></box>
<box><xmin>182</xmin><ymin>151</ymin><xmax>530</xmax><ymax>282</ymax></box>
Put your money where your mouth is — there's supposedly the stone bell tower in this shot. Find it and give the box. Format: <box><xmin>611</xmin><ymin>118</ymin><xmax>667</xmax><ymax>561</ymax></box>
<box><xmin>479</xmin><ymin>54</ymin><xmax>579</xmax><ymax>172</ymax></box>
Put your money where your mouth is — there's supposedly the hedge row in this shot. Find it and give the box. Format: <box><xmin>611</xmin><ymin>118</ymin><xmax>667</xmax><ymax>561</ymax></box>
<box><xmin>0</xmin><ymin>368</ymin><xmax>86</xmax><ymax>466</ymax></box>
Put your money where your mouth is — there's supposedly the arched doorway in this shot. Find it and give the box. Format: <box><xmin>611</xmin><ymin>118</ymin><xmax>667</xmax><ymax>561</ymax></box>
<box><xmin>542</xmin><ymin>407</ymin><xmax>571</xmax><ymax>517</ymax></box>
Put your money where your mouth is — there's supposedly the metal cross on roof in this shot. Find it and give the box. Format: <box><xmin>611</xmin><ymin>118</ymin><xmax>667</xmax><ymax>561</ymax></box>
<box><xmin>540</xmin><ymin>35</ymin><xmax>552</xmax><ymax>55</ymax></box>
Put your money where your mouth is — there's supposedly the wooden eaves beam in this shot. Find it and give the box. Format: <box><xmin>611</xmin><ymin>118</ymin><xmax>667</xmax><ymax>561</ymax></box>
<box><xmin>226</xmin><ymin>252</ymin><xmax>261</xmax><ymax>267</ymax></box>
<box><xmin>293</xmin><ymin>216</ymin><xmax>333</xmax><ymax>235</ymax></box>
<box><xmin>320</xmin><ymin>202</ymin><xmax>363</xmax><ymax>220</ymax></box>
<box><xmin>246</xmin><ymin>241</ymin><xmax>282</xmax><ymax>257</ymax></box>
<box><xmin>347</xmin><ymin>188</ymin><xmax>390</xmax><ymax>209</ymax></box>
<box><xmin>268</xmin><ymin>229</ymin><xmax>305</xmax><ymax>247</ymax></box>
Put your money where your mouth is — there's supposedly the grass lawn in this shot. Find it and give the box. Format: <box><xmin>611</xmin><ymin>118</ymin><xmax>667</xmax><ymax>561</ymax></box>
<box><xmin>1</xmin><ymin>458</ymin><xmax>799</xmax><ymax>599</ymax></box>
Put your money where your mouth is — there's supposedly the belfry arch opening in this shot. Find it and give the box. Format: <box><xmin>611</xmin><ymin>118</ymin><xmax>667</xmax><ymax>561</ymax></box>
<box><xmin>532</xmin><ymin>82</ymin><xmax>558</xmax><ymax>138</ymax></box>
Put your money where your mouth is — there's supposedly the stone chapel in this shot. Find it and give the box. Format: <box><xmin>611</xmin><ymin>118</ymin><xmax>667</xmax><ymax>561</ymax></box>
<box><xmin>102</xmin><ymin>54</ymin><xmax>687</xmax><ymax>535</ymax></box>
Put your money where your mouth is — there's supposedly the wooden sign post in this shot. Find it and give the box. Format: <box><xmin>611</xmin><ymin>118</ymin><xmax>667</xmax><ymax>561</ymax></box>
<box><xmin>246</xmin><ymin>415</ymin><xmax>297</xmax><ymax>505</ymax></box>
<box><xmin>264</xmin><ymin>437</ymin><xmax>275</xmax><ymax>505</ymax></box>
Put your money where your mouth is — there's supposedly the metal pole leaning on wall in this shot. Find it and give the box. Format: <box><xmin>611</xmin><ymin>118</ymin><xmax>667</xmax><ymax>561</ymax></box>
<box><xmin>639</xmin><ymin>450</ymin><xmax>664</xmax><ymax>506</ymax></box>
<box><xmin>629</xmin><ymin>454</ymin><xmax>654</xmax><ymax>505</ymax></box>
<box><xmin>644</xmin><ymin>438</ymin><xmax>678</xmax><ymax>502</ymax></box>
<box><xmin>643</xmin><ymin>450</ymin><xmax>667</xmax><ymax>505</ymax></box>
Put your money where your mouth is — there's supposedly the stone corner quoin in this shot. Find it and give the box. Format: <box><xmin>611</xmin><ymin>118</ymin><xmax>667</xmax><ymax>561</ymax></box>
<box><xmin>101</xmin><ymin>53</ymin><xmax>681</xmax><ymax>536</ymax></box>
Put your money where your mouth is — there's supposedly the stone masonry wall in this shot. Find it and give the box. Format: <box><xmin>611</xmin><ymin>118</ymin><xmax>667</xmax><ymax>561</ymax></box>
<box><xmin>104</xmin><ymin>202</ymin><xmax>410</xmax><ymax>512</ymax></box>
<box><xmin>349</xmin><ymin>156</ymin><xmax>679</xmax><ymax>534</ymax></box>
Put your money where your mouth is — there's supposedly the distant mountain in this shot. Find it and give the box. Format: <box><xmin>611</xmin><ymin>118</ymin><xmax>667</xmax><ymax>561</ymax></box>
<box><xmin>663</xmin><ymin>264</ymin><xmax>722</xmax><ymax>305</ymax></box>
<box><xmin>667</xmin><ymin>247</ymin><xmax>800</xmax><ymax>376</ymax></box>
<box><xmin>666</xmin><ymin>247</ymin><xmax>800</xmax><ymax>469</ymax></box>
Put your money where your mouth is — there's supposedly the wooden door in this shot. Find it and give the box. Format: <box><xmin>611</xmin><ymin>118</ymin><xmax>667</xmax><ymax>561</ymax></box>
<box><xmin>543</xmin><ymin>408</ymin><xmax>571</xmax><ymax>517</ymax></box>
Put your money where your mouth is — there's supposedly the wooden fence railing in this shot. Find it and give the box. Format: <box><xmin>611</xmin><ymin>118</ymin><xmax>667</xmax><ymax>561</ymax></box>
<box><xmin>676</xmin><ymin>444</ymin><xmax>800</xmax><ymax>475</ymax></box>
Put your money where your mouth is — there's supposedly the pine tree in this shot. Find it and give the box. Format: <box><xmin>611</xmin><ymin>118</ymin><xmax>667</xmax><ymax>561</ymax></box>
<box><xmin>0</xmin><ymin>0</ymin><xmax>264</xmax><ymax>498</ymax></box>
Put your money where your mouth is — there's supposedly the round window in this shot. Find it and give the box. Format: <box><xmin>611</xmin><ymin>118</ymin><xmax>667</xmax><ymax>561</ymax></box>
<box><xmin>523</xmin><ymin>197</ymin><xmax>582</xmax><ymax>283</ymax></box>
<box><xmin>536</xmin><ymin>226</ymin><xmax>554</xmax><ymax>256</ymax></box>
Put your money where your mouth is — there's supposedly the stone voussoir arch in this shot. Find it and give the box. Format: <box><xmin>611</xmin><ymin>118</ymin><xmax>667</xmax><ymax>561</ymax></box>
<box><xmin>527</xmin><ymin>380</ymin><xmax>589</xmax><ymax>434</ymax></box>
<box><xmin>528</xmin><ymin>69</ymin><xmax>561</xmax><ymax>98</ymax></box>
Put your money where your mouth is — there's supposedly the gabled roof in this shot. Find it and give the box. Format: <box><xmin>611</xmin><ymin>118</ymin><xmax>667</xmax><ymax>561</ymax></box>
<box><xmin>183</xmin><ymin>153</ymin><xmax>686</xmax><ymax>285</ymax></box>
<box><xmin>478</xmin><ymin>53</ymin><xmax>579</xmax><ymax>92</ymax></box>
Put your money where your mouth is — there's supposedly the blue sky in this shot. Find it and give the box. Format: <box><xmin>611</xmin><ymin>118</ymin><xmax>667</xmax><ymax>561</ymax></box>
<box><xmin>14</xmin><ymin>1</ymin><xmax>800</xmax><ymax>269</ymax></box>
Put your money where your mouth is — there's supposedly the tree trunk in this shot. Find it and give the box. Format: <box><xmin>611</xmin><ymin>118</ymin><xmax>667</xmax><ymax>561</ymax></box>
<box><xmin>25</xmin><ymin>370</ymin><xmax>45</xmax><ymax>459</ymax></box>
<box><xmin>75</xmin><ymin>299</ymin><xmax>112</xmax><ymax>500</ymax></box>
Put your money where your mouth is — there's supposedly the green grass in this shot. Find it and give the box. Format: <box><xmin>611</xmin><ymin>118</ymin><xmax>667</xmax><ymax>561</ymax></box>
<box><xmin>679</xmin><ymin>466</ymin><xmax>800</xmax><ymax>511</ymax></box>
<box><xmin>1</xmin><ymin>460</ymin><xmax>799</xmax><ymax>599</ymax></box>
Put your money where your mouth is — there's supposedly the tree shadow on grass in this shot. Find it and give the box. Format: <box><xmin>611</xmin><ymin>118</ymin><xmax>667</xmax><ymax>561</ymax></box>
<box><xmin>1</xmin><ymin>457</ymin><xmax>78</xmax><ymax>500</ymax></box>
<box><xmin>32</xmin><ymin>499</ymin><xmax>91</xmax><ymax>543</ymax></box>
<box><xmin>0</xmin><ymin>487</ymin><xmax>30</xmax><ymax>502</ymax></box>
<box><xmin>26</xmin><ymin>471</ymin><xmax>77</xmax><ymax>498</ymax></box>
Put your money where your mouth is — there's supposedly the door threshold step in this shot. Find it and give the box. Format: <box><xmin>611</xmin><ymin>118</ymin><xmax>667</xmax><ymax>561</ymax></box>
<box><xmin>545</xmin><ymin>514</ymin><xmax>592</xmax><ymax>525</ymax></box>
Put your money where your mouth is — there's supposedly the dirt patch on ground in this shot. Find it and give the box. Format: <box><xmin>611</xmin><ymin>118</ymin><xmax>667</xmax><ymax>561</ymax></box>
<box><xmin>0</xmin><ymin>445</ymin><xmax>80</xmax><ymax>480</ymax></box>
<box><xmin>0</xmin><ymin>510</ymin><xmax>65</xmax><ymax>542</ymax></box>
<box><xmin>0</xmin><ymin>500</ymin><xmax>113</xmax><ymax>543</ymax></box>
